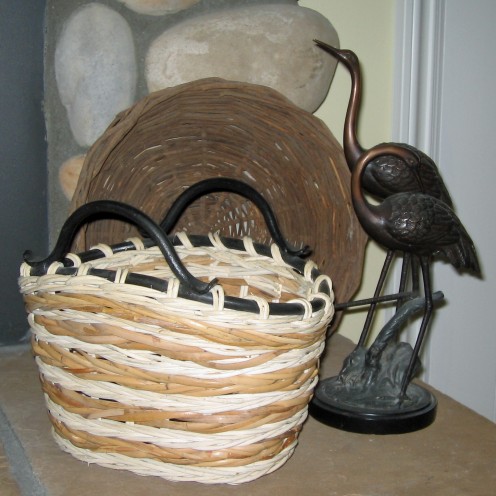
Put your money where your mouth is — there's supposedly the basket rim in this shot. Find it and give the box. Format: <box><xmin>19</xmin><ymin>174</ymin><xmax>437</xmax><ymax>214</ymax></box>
<box><xmin>22</xmin><ymin>233</ymin><xmax>333</xmax><ymax>317</ymax></box>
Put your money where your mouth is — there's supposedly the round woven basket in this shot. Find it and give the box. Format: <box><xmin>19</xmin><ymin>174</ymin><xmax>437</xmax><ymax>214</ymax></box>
<box><xmin>70</xmin><ymin>77</ymin><xmax>367</xmax><ymax>309</ymax></box>
<box><xmin>20</xmin><ymin>209</ymin><xmax>334</xmax><ymax>483</ymax></box>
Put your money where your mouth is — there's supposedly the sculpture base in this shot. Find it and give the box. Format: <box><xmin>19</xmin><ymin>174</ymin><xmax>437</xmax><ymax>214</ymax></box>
<box><xmin>310</xmin><ymin>376</ymin><xmax>437</xmax><ymax>435</ymax></box>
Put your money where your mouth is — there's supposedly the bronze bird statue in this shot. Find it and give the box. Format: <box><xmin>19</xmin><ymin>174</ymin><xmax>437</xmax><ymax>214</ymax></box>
<box><xmin>351</xmin><ymin>143</ymin><xmax>481</xmax><ymax>395</ymax></box>
<box><xmin>314</xmin><ymin>39</ymin><xmax>456</xmax><ymax>343</ymax></box>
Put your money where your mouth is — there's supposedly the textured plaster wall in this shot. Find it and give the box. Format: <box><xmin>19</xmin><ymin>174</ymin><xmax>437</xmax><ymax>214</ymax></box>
<box><xmin>300</xmin><ymin>0</ymin><xmax>396</xmax><ymax>343</ymax></box>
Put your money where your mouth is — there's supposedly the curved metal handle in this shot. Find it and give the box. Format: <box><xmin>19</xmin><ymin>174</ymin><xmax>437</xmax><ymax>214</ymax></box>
<box><xmin>23</xmin><ymin>200</ymin><xmax>217</xmax><ymax>294</ymax></box>
<box><xmin>159</xmin><ymin>177</ymin><xmax>311</xmax><ymax>258</ymax></box>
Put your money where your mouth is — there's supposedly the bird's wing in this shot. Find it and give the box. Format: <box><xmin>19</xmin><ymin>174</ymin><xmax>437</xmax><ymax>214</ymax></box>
<box><xmin>366</xmin><ymin>154</ymin><xmax>421</xmax><ymax>197</ymax></box>
<box><xmin>420</xmin><ymin>200</ymin><xmax>461</xmax><ymax>246</ymax></box>
<box><xmin>416</xmin><ymin>152</ymin><xmax>454</xmax><ymax>206</ymax></box>
<box><xmin>386</xmin><ymin>194</ymin><xmax>460</xmax><ymax>247</ymax></box>
<box><xmin>386</xmin><ymin>194</ymin><xmax>480</xmax><ymax>273</ymax></box>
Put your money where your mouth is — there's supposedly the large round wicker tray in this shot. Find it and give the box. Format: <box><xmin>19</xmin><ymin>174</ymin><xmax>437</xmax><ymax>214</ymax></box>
<box><xmin>70</xmin><ymin>77</ymin><xmax>367</xmax><ymax>308</ymax></box>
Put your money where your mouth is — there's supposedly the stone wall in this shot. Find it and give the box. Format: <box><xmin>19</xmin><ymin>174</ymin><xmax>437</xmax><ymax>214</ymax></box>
<box><xmin>45</xmin><ymin>0</ymin><xmax>339</xmax><ymax>242</ymax></box>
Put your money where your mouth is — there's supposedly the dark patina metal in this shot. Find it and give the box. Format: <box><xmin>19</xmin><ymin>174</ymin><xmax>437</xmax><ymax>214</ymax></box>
<box><xmin>311</xmin><ymin>293</ymin><xmax>444</xmax><ymax>434</ymax></box>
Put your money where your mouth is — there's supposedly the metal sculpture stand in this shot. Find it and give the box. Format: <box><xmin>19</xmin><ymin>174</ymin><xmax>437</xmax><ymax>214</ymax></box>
<box><xmin>310</xmin><ymin>291</ymin><xmax>444</xmax><ymax>434</ymax></box>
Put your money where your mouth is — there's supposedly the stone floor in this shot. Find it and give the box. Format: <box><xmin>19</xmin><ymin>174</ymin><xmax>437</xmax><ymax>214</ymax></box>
<box><xmin>1</xmin><ymin>335</ymin><xmax>495</xmax><ymax>496</ymax></box>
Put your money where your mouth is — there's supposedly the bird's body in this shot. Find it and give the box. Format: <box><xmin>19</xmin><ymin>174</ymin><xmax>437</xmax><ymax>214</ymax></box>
<box><xmin>352</xmin><ymin>145</ymin><xmax>480</xmax><ymax>275</ymax></box>
<box><xmin>314</xmin><ymin>40</ymin><xmax>453</xmax><ymax>207</ymax></box>
<box><xmin>352</xmin><ymin>144</ymin><xmax>480</xmax><ymax>395</ymax></box>
<box><xmin>364</xmin><ymin>143</ymin><xmax>453</xmax><ymax>206</ymax></box>
<box><xmin>361</xmin><ymin>189</ymin><xmax>480</xmax><ymax>272</ymax></box>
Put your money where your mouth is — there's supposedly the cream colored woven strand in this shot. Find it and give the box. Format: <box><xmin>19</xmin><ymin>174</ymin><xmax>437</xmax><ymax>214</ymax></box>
<box><xmin>52</xmin><ymin>431</ymin><xmax>296</xmax><ymax>484</ymax></box>
<box><xmin>20</xmin><ymin>233</ymin><xmax>334</xmax><ymax>484</ymax></box>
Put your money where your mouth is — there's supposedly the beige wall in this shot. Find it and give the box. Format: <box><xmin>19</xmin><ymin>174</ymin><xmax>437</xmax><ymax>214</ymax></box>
<box><xmin>300</xmin><ymin>0</ymin><xmax>396</xmax><ymax>342</ymax></box>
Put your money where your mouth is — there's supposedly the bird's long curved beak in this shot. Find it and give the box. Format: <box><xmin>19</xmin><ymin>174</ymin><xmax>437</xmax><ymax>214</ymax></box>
<box><xmin>314</xmin><ymin>39</ymin><xmax>343</xmax><ymax>59</ymax></box>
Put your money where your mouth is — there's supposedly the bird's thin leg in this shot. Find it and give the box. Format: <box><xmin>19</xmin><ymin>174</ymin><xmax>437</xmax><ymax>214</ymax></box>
<box><xmin>396</xmin><ymin>253</ymin><xmax>423</xmax><ymax>310</ymax></box>
<box><xmin>395</xmin><ymin>252</ymin><xmax>411</xmax><ymax>311</ymax></box>
<box><xmin>357</xmin><ymin>249</ymin><xmax>395</xmax><ymax>347</ymax></box>
<box><xmin>400</xmin><ymin>257</ymin><xmax>434</xmax><ymax>397</ymax></box>
<box><xmin>411</xmin><ymin>256</ymin><xmax>420</xmax><ymax>295</ymax></box>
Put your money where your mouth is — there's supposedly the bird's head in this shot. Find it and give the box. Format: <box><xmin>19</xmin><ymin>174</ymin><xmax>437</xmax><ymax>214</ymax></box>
<box><xmin>374</xmin><ymin>142</ymin><xmax>419</xmax><ymax>168</ymax></box>
<box><xmin>313</xmin><ymin>39</ymin><xmax>360</xmax><ymax>69</ymax></box>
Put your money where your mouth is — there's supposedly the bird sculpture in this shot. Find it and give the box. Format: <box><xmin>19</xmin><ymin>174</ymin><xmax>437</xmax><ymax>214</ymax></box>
<box><xmin>314</xmin><ymin>39</ymin><xmax>456</xmax><ymax>344</ymax></box>
<box><xmin>351</xmin><ymin>143</ymin><xmax>480</xmax><ymax>395</ymax></box>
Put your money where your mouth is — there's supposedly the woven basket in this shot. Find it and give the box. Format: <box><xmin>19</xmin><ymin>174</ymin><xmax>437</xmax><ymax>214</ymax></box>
<box><xmin>20</xmin><ymin>200</ymin><xmax>334</xmax><ymax>484</ymax></box>
<box><xmin>70</xmin><ymin>77</ymin><xmax>367</xmax><ymax>310</ymax></box>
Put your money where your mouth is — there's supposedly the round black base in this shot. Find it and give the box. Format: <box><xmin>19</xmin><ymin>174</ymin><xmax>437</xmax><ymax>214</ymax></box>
<box><xmin>310</xmin><ymin>378</ymin><xmax>437</xmax><ymax>435</ymax></box>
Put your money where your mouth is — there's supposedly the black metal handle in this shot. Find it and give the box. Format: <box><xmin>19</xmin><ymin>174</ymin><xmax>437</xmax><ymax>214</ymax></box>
<box><xmin>159</xmin><ymin>178</ymin><xmax>311</xmax><ymax>258</ymax></box>
<box><xmin>23</xmin><ymin>200</ymin><xmax>217</xmax><ymax>294</ymax></box>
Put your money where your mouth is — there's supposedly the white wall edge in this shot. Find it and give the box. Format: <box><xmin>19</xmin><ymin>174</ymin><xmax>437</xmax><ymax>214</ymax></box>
<box><xmin>390</xmin><ymin>0</ymin><xmax>446</xmax><ymax>381</ymax></box>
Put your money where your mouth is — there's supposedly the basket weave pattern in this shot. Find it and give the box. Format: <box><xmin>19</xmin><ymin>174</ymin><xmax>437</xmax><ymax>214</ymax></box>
<box><xmin>20</xmin><ymin>233</ymin><xmax>334</xmax><ymax>484</ymax></box>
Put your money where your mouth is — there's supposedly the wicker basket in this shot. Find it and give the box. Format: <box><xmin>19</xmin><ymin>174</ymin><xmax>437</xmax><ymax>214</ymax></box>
<box><xmin>70</xmin><ymin>77</ymin><xmax>367</xmax><ymax>310</ymax></box>
<box><xmin>20</xmin><ymin>199</ymin><xmax>334</xmax><ymax>484</ymax></box>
